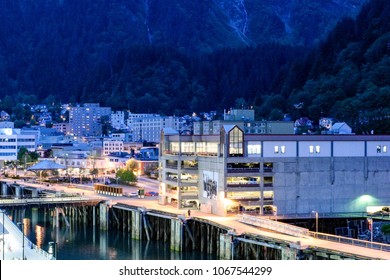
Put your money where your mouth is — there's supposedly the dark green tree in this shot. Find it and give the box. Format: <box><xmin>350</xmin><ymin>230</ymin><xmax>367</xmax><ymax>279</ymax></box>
<box><xmin>116</xmin><ymin>168</ymin><xmax>137</xmax><ymax>185</ymax></box>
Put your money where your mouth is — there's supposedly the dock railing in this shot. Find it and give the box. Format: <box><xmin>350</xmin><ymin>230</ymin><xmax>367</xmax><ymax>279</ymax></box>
<box><xmin>238</xmin><ymin>214</ymin><xmax>309</xmax><ymax>238</ymax></box>
<box><xmin>239</xmin><ymin>213</ymin><xmax>390</xmax><ymax>253</ymax></box>
<box><xmin>2</xmin><ymin>211</ymin><xmax>54</xmax><ymax>260</ymax></box>
<box><xmin>309</xmin><ymin>231</ymin><xmax>390</xmax><ymax>252</ymax></box>
<box><xmin>0</xmin><ymin>196</ymin><xmax>99</xmax><ymax>206</ymax></box>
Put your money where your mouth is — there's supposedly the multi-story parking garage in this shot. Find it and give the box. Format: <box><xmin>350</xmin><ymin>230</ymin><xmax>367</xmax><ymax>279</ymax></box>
<box><xmin>159</xmin><ymin>125</ymin><xmax>390</xmax><ymax>216</ymax></box>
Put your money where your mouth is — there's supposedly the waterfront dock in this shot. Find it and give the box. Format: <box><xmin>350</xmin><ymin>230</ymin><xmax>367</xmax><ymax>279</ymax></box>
<box><xmin>1</xmin><ymin>178</ymin><xmax>390</xmax><ymax>260</ymax></box>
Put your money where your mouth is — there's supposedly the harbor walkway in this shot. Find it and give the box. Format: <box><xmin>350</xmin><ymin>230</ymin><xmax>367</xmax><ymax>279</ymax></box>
<box><xmin>2</xmin><ymin>177</ymin><xmax>390</xmax><ymax>260</ymax></box>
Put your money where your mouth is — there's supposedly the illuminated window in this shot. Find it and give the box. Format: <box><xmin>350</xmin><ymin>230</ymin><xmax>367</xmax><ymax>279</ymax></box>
<box><xmin>263</xmin><ymin>191</ymin><xmax>274</xmax><ymax>200</ymax></box>
<box><xmin>248</xmin><ymin>141</ymin><xmax>261</xmax><ymax>156</ymax></box>
<box><xmin>274</xmin><ymin>145</ymin><xmax>285</xmax><ymax>154</ymax></box>
<box><xmin>309</xmin><ymin>145</ymin><xmax>314</xmax><ymax>154</ymax></box>
<box><xmin>377</xmin><ymin>145</ymin><xmax>388</xmax><ymax>153</ymax></box>
<box><xmin>229</xmin><ymin>127</ymin><xmax>243</xmax><ymax>157</ymax></box>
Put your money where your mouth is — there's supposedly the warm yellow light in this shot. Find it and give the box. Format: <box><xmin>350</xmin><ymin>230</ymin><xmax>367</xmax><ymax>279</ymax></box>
<box><xmin>224</xmin><ymin>199</ymin><xmax>233</xmax><ymax>207</ymax></box>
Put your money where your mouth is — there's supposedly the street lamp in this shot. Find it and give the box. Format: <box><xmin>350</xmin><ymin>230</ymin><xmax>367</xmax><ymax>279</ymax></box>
<box><xmin>17</xmin><ymin>222</ymin><xmax>25</xmax><ymax>260</ymax></box>
<box><xmin>312</xmin><ymin>210</ymin><xmax>318</xmax><ymax>234</ymax></box>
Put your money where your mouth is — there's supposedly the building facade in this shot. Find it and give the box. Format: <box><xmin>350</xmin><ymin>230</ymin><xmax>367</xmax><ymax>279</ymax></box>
<box><xmin>53</xmin><ymin>122</ymin><xmax>70</xmax><ymax>135</ymax></box>
<box><xmin>159</xmin><ymin>125</ymin><xmax>390</xmax><ymax>216</ymax></box>
<box><xmin>110</xmin><ymin>111</ymin><xmax>128</xmax><ymax>130</ymax></box>
<box><xmin>131</xmin><ymin>114</ymin><xmax>180</xmax><ymax>143</ymax></box>
<box><xmin>102</xmin><ymin>139</ymin><xmax>124</xmax><ymax>156</ymax></box>
<box><xmin>0</xmin><ymin>128</ymin><xmax>37</xmax><ymax>161</ymax></box>
<box><xmin>69</xmin><ymin>103</ymin><xmax>111</xmax><ymax>137</ymax></box>
<box><xmin>193</xmin><ymin>120</ymin><xmax>294</xmax><ymax>135</ymax></box>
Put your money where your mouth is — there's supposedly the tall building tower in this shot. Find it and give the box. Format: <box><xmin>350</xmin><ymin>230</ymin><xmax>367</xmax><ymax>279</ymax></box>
<box><xmin>69</xmin><ymin>103</ymin><xmax>111</xmax><ymax>137</ymax></box>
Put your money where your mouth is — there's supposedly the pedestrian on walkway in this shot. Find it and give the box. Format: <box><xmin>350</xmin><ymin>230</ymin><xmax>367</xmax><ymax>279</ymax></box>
<box><xmin>187</xmin><ymin>209</ymin><xmax>191</xmax><ymax>217</ymax></box>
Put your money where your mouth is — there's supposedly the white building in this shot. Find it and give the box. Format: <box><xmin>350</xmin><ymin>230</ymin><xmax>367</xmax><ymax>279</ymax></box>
<box><xmin>159</xmin><ymin>126</ymin><xmax>390</xmax><ymax>217</ymax></box>
<box><xmin>110</xmin><ymin>111</ymin><xmax>127</xmax><ymax>130</ymax></box>
<box><xmin>53</xmin><ymin>122</ymin><xmax>70</xmax><ymax>135</ymax></box>
<box><xmin>130</xmin><ymin>114</ymin><xmax>180</xmax><ymax>143</ymax></box>
<box><xmin>103</xmin><ymin>139</ymin><xmax>124</xmax><ymax>155</ymax></box>
<box><xmin>331</xmin><ymin>122</ymin><xmax>353</xmax><ymax>134</ymax></box>
<box><xmin>0</xmin><ymin>121</ymin><xmax>14</xmax><ymax>129</ymax></box>
<box><xmin>0</xmin><ymin>128</ymin><xmax>37</xmax><ymax>161</ymax></box>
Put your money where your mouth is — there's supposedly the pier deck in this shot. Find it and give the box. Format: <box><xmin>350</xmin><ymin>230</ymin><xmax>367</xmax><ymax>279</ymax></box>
<box><xmin>2</xmin><ymin>178</ymin><xmax>390</xmax><ymax>260</ymax></box>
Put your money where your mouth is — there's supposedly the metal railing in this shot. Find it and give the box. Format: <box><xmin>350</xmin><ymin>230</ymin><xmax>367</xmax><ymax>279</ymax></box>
<box><xmin>238</xmin><ymin>214</ymin><xmax>310</xmax><ymax>238</ymax></box>
<box><xmin>309</xmin><ymin>231</ymin><xmax>390</xmax><ymax>252</ymax></box>
<box><xmin>3</xmin><ymin>213</ymin><xmax>54</xmax><ymax>260</ymax></box>
<box><xmin>0</xmin><ymin>196</ymin><xmax>98</xmax><ymax>206</ymax></box>
<box><xmin>242</xmin><ymin>213</ymin><xmax>390</xmax><ymax>253</ymax></box>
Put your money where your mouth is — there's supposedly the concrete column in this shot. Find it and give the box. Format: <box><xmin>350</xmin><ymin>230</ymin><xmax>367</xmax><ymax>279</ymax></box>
<box><xmin>131</xmin><ymin>210</ymin><xmax>142</xmax><ymax>240</ymax></box>
<box><xmin>15</xmin><ymin>186</ymin><xmax>22</xmax><ymax>199</ymax></box>
<box><xmin>170</xmin><ymin>219</ymin><xmax>183</xmax><ymax>251</ymax></box>
<box><xmin>219</xmin><ymin>233</ymin><xmax>232</xmax><ymax>260</ymax></box>
<box><xmin>99</xmin><ymin>203</ymin><xmax>110</xmax><ymax>231</ymax></box>
<box><xmin>1</xmin><ymin>183</ymin><xmax>8</xmax><ymax>197</ymax></box>
<box><xmin>30</xmin><ymin>188</ymin><xmax>39</xmax><ymax>198</ymax></box>
<box><xmin>281</xmin><ymin>246</ymin><xmax>297</xmax><ymax>260</ymax></box>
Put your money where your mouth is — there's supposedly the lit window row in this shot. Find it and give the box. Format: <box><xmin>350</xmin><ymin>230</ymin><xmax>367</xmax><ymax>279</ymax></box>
<box><xmin>309</xmin><ymin>145</ymin><xmax>321</xmax><ymax>153</ymax></box>
<box><xmin>377</xmin><ymin>145</ymin><xmax>388</xmax><ymax>153</ymax></box>
<box><xmin>274</xmin><ymin>146</ymin><xmax>286</xmax><ymax>154</ymax></box>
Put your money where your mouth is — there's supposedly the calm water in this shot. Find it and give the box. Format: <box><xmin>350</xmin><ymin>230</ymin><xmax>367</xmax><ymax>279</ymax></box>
<box><xmin>12</xmin><ymin>207</ymin><xmax>217</xmax><ymax>260</ymax></box>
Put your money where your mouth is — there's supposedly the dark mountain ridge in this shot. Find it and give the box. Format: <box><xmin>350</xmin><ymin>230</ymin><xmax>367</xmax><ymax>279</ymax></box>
<box><xmin>0</xmin><ymin>0</ymin><xmax>366</xmax><ymax>102</ymax></box>
<box><xmin>3</xmin><ymin>0</ymin><xmax>390</xmax><ymax>134</ymax></box>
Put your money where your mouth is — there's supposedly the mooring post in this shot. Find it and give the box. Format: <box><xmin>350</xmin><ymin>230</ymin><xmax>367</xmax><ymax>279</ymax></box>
<box><xmin>170</xmin><ymin>217</ymin><xmax>184</xmax><ymax>251</ymax></box>
<box><xmin>219</xmin><ymin>229</ymin><xmax>237</xmax><ymax>260</ymax></box>
<box><xmin>92</xmin><ymin>206</ymin><xmax>96</xmax><ymax>227</ymax></box>
<box><xmin>219</xmin><ymin>233</ymin><xmax>232</xmax><ymax>260</ymax></box>
<box><xmin>99</xmin><ymin>202</ymin><xmax>110</xmax><ymax>231</ymax></box>
<box><xmin>131</xmin><ymin>209</ymin><xmax>142</xmax><ymax>240</ymax></box>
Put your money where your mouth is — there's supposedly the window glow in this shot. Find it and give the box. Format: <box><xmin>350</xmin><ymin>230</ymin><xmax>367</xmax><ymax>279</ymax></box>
<box><xmin>248</xmin><ymin>142</ymin><xmax>261</xmax><ymax>156</ymax></box>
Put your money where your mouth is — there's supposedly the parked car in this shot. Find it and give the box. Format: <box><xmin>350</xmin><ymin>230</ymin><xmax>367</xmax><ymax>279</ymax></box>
<box><xmin>180</xmin><ymin>174</ymin><xmax>192</xmax><ymax>180</ymax></box>
<box><xmin>169</xmin><ymin>173</ymin><xmax>192</xmax><ymax>180</ymax></box>
<box><xmin>145</xmin><ymin>191</ymin><xmax>158</xmax><ymax>196</ymax></box>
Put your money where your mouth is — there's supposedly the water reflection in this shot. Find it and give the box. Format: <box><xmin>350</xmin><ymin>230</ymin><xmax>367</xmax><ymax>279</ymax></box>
<box><xmin>11</xmin><ymin>207</ymin><xmax>216</xmax><ymax>260</ymax></box>
<box><xmin>35</xmin><ymin>225</ymin><xmax>44</xmax><ymax>248</ymax></box>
